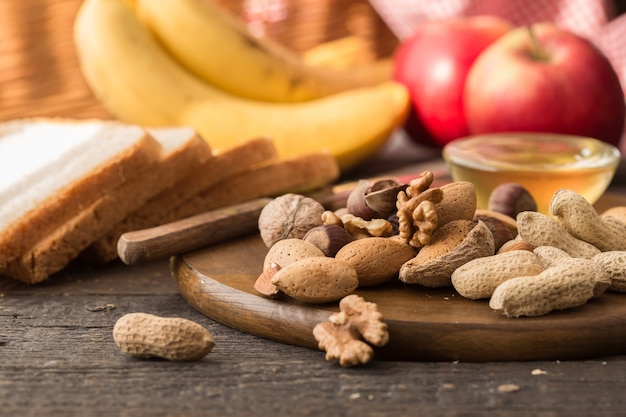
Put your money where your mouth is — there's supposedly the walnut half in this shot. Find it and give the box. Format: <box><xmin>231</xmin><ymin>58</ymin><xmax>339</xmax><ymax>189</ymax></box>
<box><xmin>312</xmin><ymin>294</ymin><xmax>389</xmax><ymax>367</ymax></box>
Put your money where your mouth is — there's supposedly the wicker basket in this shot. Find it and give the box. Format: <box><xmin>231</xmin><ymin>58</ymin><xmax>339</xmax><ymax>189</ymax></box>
<box><xmin>0</xmin><ymin>0</ymin><xmax>398</xmax><ymax>122</ymax></box>
<box><xmin>214</xmin><ymin>0</ymin><xmax>398</xmax><ymax>57</ymax></box>
<box><xmin>0</xmin><ymin>0</ymin><xmax>108</xmax><ymax>121</ymax></box>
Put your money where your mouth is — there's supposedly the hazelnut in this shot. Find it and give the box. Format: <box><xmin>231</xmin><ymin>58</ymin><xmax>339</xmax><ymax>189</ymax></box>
<box><xmin>498</xmin><ymin>239</ymin><xmax>534</xmax><ymax>254</ymax></box>
<box><xmin>488</xmin><ymin>183</ymin><xmax>537</xmax><ymax>218</ymax></box>
<box><xmin>303</xmin><ymin>224</ymin><xmax>355</xmax><ymax>257</ymax></box>
<box><xmin>258</xmin><ymin>194</ymin><xmax>325</xmax><ymax>248</ymax></box>
<box><xmin>346</xmin><ymin>180</ymin><xmax>378</xmax><ymax>220</ymax></box>
<box><xmin>473</xmin><ymin>213</ymin><xmax>514</xmax><ymax>251</ymax></box>
<box><xmin>364</xmin><ymin>179</ymin><xmax>408</xmax><ymax>219</ymax></box>
<box><xmin>474</xmin><ymin>208</ymin><xmax>518</xmax><ymax>237</ymax></box>
<box><xmin>602</xmin><ymin>206</ymin><xmax>626</xmax><ymax>225</ymax></box>
<box><xmin>346</xmin><ymin>178</ymin><xmax>408</xmax><ymax>220</ymax></box>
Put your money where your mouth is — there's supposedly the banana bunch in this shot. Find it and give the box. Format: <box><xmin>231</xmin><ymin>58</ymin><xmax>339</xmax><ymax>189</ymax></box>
<box><xmin>73</xmin><ymin>0</ymin><xmax>409</xmax><ymax>171</ymax></box>
<box><xmin>133</xmin><ymin>0</ymin><xmax>391</xmax><ymax>102</ymax></box>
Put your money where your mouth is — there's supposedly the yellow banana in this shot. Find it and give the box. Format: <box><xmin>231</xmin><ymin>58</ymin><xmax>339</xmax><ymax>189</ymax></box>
<box><xmin>302</xmin><ymin>35</ymin><xmax>379</xmax><ymax>69</ymax></box>
<box><xmin>73</xmin><ymin>0</ymin><xmax>409</xmax><ymax>172</ymax></box>
<box><xmin>134</xmin><ymin>0</ymin><xmax>392</xmax><ymax>102</ymax></box>
<box><xmin>302</xmin><ymin>36</ymin><xmax>394</xmax><ymax>82</ymax></box>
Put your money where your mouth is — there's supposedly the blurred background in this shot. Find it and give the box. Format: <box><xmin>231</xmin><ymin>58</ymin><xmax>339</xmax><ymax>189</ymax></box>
<box><xmin>1</xmin><ymin>0</ymin><xmax>625</xmax><ymax>138</ymax></box>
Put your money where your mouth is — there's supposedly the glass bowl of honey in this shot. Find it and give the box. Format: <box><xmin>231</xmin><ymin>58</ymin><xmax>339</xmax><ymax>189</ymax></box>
<box><xmin>442</xmin><ymin>133</ymin><xmax>621</xmax><ymax>214</ymax></box>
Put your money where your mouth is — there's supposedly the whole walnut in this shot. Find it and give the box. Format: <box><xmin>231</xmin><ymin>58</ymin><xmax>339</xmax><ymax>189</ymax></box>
<box><xmin>258</xmin><ymin>194</ymin><xmax>325</xmax><ymax>247</ymax></box>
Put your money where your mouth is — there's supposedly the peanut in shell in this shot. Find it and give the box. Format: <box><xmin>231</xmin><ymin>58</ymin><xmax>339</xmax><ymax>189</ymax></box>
<box><xmin>113</xmin><ymin>313</ymin><xmax>215</xmax><ymax>361</ymax></box>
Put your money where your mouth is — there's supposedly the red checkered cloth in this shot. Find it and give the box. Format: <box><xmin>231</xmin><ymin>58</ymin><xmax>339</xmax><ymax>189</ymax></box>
<box><xmin>369</xmin><ymin>0</ymin><xmax>626</xmax><ymax>97</ymax></box>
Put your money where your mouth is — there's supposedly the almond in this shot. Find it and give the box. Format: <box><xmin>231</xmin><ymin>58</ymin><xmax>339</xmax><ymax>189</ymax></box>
<box><xmin>335</xmin><ymin>237</ymin><xmax>416</xmax><ymax>286</ymax></box>
<box><xmin>263</xmin><ymin>238</ymin><xmax>324</xmax><ymax>271</ymax></box>
<box><xmin>400</xmin><ymin>220</ymin><xmax>495</xmax><ymax>287</ymax></box>
<box><xmin>434</xmin><ymin>181</ymin><xmax>477</xmax><ymax>226</ymax></box>
<box><xmin>271</xmin><ymin>256</ymin><xmax>358</xmax><ymax>304</ymax></box>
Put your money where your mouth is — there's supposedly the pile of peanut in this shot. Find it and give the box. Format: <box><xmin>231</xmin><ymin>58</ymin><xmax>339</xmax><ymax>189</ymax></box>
<box><xmin>256</xmin><ymin>171</ymin><xmax>626</xmax><ymax>321</ymax></box>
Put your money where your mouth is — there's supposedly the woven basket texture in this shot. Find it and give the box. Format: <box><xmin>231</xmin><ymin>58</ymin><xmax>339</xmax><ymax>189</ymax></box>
<box><xmin>215</xmin><ymin>0</ymin><xmax>397</xmax><ymax>56</ymax></box>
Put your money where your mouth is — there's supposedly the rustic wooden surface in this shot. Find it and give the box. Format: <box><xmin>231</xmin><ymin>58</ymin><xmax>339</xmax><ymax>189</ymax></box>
<box><xmin>4</xmin><ymin>247</ymin><xmax>626</xmax><ymax>417</ymax></box>
<box><xmin>4</xmin><ymin>0</ymin><xmax>626</xmax><ymax>415</ymax></box>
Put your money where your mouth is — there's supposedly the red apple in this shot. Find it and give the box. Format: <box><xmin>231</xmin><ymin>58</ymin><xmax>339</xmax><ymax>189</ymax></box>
<box><xmin>392</xmin><ymin>16</ymin><xmax>512</xmax><ymax>148</ymax></box>
<box><xmin>464</xmin><ymin>23</ymin><xmax>626</xmax><ymax>147</ymax></box>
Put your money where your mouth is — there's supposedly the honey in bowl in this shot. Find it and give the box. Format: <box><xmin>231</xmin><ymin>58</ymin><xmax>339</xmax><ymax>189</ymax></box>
<box><xmin>442</xmin><ymin>133</ymin><xmax>621</xmax><ymax>214</ymax></box>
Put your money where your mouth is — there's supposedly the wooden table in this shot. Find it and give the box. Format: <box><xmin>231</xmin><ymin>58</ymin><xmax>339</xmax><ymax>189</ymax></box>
<box><xmin>3</xmin><ymin>201</ymin><xmax>626</xmax><ymax>417</ymax></box>
<box><xmin>4</xmin><ymin>1</ymin><xmax>626</xmax><ymax>415</ymax></box>
<box><xmin>3</xmin><ymin>159</ymin><xmax>626</xmax><ymax>417</ymax></box>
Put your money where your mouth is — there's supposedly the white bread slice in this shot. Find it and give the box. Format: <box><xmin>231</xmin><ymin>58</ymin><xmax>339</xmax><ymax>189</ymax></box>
<box><xmin>0</xmin><ymin>118</ymin><xmax>161</xmax><ymax>269</ymax></box>
<box><xmin>80</xmin><ymin>136</ymin><xmax>279</xmax><ymax>263</ymax></box>
<box><xmin>3</xmin><ymin>126</ymin><xmax>212</xmax><ymax>283</ymax></box>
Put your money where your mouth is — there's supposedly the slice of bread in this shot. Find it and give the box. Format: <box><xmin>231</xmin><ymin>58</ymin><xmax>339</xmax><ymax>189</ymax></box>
<box><xmin>0</xmin><ymin>118</ymin><xmax>161</xmax><ymax>270</ymax></box>
<box><xmin>122</xmin><ymin>136</ymin><xmax>279</xmax><ymax>227</ymax></box>
<box><xmin>170</xmin><ymin>151</ymin><xmax>341</xmax><ymax>219</ymax></box>
<box><xmin>81</xmin><ymin>136</ymin><xmax>279</xmax><ymax>264</ymax></box>
<box><xmin>3</xmin><ymin>126</ymin><xmax>212</xmax><ymax>284</ymax></box>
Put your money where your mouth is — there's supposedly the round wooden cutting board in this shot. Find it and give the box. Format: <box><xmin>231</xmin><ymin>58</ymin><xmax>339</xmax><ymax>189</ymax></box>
<box><xmin>171</xmin><ymin>193</ymin><xmax>626</xmax><ymax>362</ymax></box>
